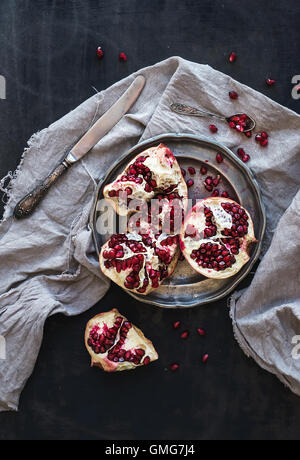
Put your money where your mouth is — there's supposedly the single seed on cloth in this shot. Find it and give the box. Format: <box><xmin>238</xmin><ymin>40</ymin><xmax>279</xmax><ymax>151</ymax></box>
<box><xmin>209</xmin><ymin>124</ymin><xmax>218</xmax><ymax>133</ymax></box>
<box><xmin>85</xmin><ymin>309</ymin><xmax>158</xmax><ymax>372</ymax></box>
<box><xmin>229</xmin><ymin>91</ymin><xmax>239</xmax><ymax>100</ymax></box>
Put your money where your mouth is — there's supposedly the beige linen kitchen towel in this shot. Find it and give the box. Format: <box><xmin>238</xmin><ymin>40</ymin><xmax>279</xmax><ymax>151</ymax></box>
<box><xmin>0</xmin><ymin>57</ymin><xmax>299</xmax><ymax>411</ymax></box>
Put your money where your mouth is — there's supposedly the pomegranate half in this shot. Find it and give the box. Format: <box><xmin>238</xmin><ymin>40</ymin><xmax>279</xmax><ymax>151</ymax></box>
<box><xmin>180</xmin><ymin>197</ymin><xmax>257</xmax><ymax>279</ymax></box>
<box><xmin>85</xmin><ymin>309</ymin><xmax>158</xmax><ymax>372</ymax></box>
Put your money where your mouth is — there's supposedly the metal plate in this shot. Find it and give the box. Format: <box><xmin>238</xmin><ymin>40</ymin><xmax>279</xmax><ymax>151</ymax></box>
<box><xmin>90</xmin><ymin>133</ymin><xmax>266</xmax><ymax>308</ymax></box>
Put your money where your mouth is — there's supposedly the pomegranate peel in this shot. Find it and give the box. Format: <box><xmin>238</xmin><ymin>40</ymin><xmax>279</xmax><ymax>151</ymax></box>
<box><xmin>85</xmin><ymin>308</ymin><xmax>158</xmax><ymax>372</ymax></box>
<box><xmin>180</xmin><ymin>197</ymin><xmax>257</xmax><ymax>279</ymax></box>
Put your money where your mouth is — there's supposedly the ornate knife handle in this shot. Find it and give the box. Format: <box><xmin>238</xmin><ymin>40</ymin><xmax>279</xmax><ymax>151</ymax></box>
<box><xmin>170</xmin><ymin>103</ymin><xmax>226</xmax><ymax>121</ymax></box>
<box><xmin>14</xmin><ymin>159</ymin><xmax>72</xmax><ymax>219</ymax></box>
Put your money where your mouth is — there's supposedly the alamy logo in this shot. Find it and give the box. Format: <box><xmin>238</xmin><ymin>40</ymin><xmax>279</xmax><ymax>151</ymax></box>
<box><xmin>0</xmin><ymin>335</ymin><xmax>6</xmax><ymax>360</ymax></box>
<box><xmin>0</xmin><ymin>75</ymin><xmax>6</xmax><ymax>100</ymax></box>
<box><xmin>291</xmin><ymin>75</ymin><xmax>300</xmax><ymax>100</ymax></box>
<box><xmin>292</xmin><ymin>336</ymin><xmax>300</xmax><ymax>360</ymax></box>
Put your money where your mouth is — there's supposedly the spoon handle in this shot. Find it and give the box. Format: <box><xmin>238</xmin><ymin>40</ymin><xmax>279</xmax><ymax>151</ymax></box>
<box><xmin>170</xmin><ymin>103</ymin><xmax>226</xmax><ymax>121</ymax></box>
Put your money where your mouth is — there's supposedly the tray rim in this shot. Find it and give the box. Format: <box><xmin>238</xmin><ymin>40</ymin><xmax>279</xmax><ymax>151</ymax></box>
<box><xmin>89</xmin><ymin>132</ymin><xmax>266</xmax><ymax>308</ymax></box>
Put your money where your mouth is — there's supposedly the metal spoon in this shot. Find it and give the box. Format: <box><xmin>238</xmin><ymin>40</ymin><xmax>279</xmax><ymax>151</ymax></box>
<box><xmin>170</xmin><ymin>102</ymin><xmax>256</xmax><ymax>132</ymax></box>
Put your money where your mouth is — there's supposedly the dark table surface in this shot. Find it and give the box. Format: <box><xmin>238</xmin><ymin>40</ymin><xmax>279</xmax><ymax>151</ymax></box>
<box><xmin>0</xmin><ymin>0</ymin><xmax>299</xmax><ymax>441</ymax></box>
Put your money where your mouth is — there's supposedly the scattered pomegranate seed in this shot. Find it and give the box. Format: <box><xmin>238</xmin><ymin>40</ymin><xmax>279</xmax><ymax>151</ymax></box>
<box><xmin>202</xmin><ymin>354</ymin><xmax>209</xmax><ymax>364</ymax></box>
<box><xmin>181</xmin><ymin>168</ymin><xmax>186</xmax><ymax>177</ymax></box>
<box><xmin>260</xmin><ymin>139</ymin><xmax>268</xmax><ymax>147</ymax></box>
<box><xmin>173</xmin><ymin>321</ymin><xmax>181</xmax><ymax>329</ymax></box>
<box><xmin>96</xmin><ymin>46</ymin><xmax>104</xmax><ymax>59</ymax></box>
<box><xmin>197</xmin><ymin>328</ymin><xmax>206</xmax><ymax>336</ymax></box>
<box><xmin>181</xmin><ymin>331</ymin><xmax>189</xmax><ymax>340</ymax></box>
<box><xmin>211</xmin><ymin>189</ymin><xmax>219</xmax><ymax>197</ymax></box>
<box><xmin>170</xmin><ymin>363</ymin><xmax>179</xmax><ymax>371</ymax></box>
<box><xmin>216</xmin><ymin>153</ymin><xmax>223</xmax><ymax>163</ymax></box>
<box><xmin>188</xmin><ymin>167</ymin><xmax>196</xmax><ymax>175</ymax></box>
<box><xmin>244</xmin><ymin>131</ymin><xmax>252</xmax><ymax>138</ymax></box>
<box><xmin>186</xmin><ymin>179</ymin><xmax>194</xmax><ymax>188</ymax></box>
<box><xmin>209</xmin><ymin>124</ymin><xmax>218</xmax><ymax>133</ymax></box>
<box><xmin>221</xmin><ymin>191</ymin><xmax>229</xmax><ymax>198</ymax></box>
<box><xmin>200</xmin><ymin>166</ymin><xmax>208</xmax><ymax>175</ymax></box>
<box><xmin>242</xmin><ymin>154</ymin><xmax>250</xmax><ymax>163</ymax></box>
<box><xmin>119</xmin><ymin>52</ymin><xmax>127</xmax><ymax>61</ymax></box>
<box><xmin>261</xmin><ymin>131</ymin><xmax>268</xmax><ymax>139</ymax></box>
<box><xmin>266</xmin><ymin>78</ymin><xmax>275</xmax><ymax>86</ymax></box>
<box><xmin>229</xmin><ymin>52</ymin><xmax>237</xmax><ymax>63</ymax></box>
<box><xmin>255</xmin><ymin>134</ymin><xmax>262</xmax><ymax>142</ymax></box>
<box><xmin>229</xmin><ymin>91</ymin><xmax>239</xmax><ymax>100</ymax></box>
<box><xmin>237</xmin><ymin>148</ymin><xmax>245</xmax><ymax>158</ymax></box>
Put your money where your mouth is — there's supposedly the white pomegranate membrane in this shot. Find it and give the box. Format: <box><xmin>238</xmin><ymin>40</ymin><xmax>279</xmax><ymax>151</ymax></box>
<box><xmin>85</xmin><ymin>309</ymin><xmax>158</xmax><ymax>372</ymax></box>
<box><xmin>180</xmin><ymin>198</ymin><xmax>256</xmax><ymax>279</ymax></box>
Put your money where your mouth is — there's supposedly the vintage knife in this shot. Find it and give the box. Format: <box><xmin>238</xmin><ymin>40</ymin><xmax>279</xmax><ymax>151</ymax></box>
<box><xmin>14</xmin><ymin>75</ymin><xmax>146</xmax><ymax>219</ymax></box>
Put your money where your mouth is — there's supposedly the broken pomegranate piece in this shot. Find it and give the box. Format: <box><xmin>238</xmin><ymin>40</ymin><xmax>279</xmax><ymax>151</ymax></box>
<box><xmin>100</xmin><ymin>229</ymin><xmax>180</xmax><ymax>295</ymax></box>
<box><xmin>180</xmin><ymin>197</ymin><xmax>257</xmax><ymax>279</ymax></box>
<box><xmin>103</xmin><ymin>143</ymin><xmax>188</xmax><ymax>217</ymax></box>
<box><xmin>85</xmin><ymin>309</ymin><xmax>158</xmax><ymax>372</ymax></box>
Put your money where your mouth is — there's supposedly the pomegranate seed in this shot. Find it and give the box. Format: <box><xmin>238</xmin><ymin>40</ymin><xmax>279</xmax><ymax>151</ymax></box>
<box><xmin>216</xmin><ymin>153</ymin><xmax>223</xmax><ymax>163</ymax></box>
<box><xmin>186</xmin><ymin>179</ymin><xmax>194</xmax><ymax>188</ymax></box>
<box><xmin>119</xmin><ymin>52</ymin><xmax>127</xmax><ymax>61</ymax></box>
<box><xmin>229</xmin><ymin>52</ymin><xmax>237</xmax><ymax>63</ymax></box>
<box><xmin>209</xmin><ymin>124</ymin><xmax>218</xmax><ymax>133</ymax></box>
<box><xmin>181</xmin><ymin>331</ymin><xmax>189</xmax><ymax>340</ymax></box>
<box><xmin>266</xmin><ymin>78</ymin><xmax>275</xmax><ymax>86</ymax></box>
<box><xmin>188</xmin><ymin>167</ymin><xmax>196</xmax><ymax>175</ymax></box>
<box><xmin>173</xmin><ymin>321</ymin><xmax>181</xmax><ymax>329</ymax></box>
<box><xmin>229</xmin><ymin>121</ymin><xmax>236</xmax><ymax>129</ymax></box>
<box><xmin>237</xmin><ymin>148</ymin><xmax>245</xmax><ymax>158</ymax></box>
<box><xmin>200</xmin><ymin>166</ymin><xmax>208</xmax><ymax>175</ymax></box>
<box><xmin>197</xmin><ymin>328</ymin><xmax>206</xmax><ymax>336</ymax></box>
<box><xmin>96</xmin><ymin>46</ymin><xmax>104</xmax><ymax>59</ymax></box>
<box><xmin>221</xmin><ymin>191</ymin><xmax>229</xmax><ymax>198</ymax></box>
<box><xmin>242</xmin><ymin>154</ymin><xmax>250</xmax><ymax>163</ymax></box>
<box><xmin>261</xmin><ymin>131</ymin><xmax>269</xmax><ymax>139</ymax></box>
<box><xmin>202</xmin><ymin>354</ymin><xmax>209</xmax><ymax>363</ymax></box>
<box><xmin>211</xmin><ymin>189</ymin><xmax>219</xmax><ymax>197</ymax></box>
<box><xmin>244</xmin><ymin>131</ymin><xmax>252</xmax><ymax>138</ymax></box>
<box><xmin>260</xmin><ymin>139</ymin><xmax>268</xmax><ymax>147</ymax></box>
<box><xmin>108</xmin><ymin>190</ymin><xmax>116</xmax><ymax>197</ymax></box>
<box><xmin>255</xmin><ymin>134</ymin><xmax>262</xmax><ymax>142</ymax></box>
<box><xmin>143</xmin><ymin>356</ymin><xmax>150</xmax><ymax>365</ymax></box>
<box><xmin>181</xmin><ymin>168</ymin><xmax>186</xmax><ymax>177</ymax></box>
<box><xmin>229</xmin><ymin>91</ymin><xmax>239</xmax><ymax>100</ymax></box>
<box><xmin>170</xmin><ymin>363</ymin><xmax>179</xmax><ymax>371</ymax></box>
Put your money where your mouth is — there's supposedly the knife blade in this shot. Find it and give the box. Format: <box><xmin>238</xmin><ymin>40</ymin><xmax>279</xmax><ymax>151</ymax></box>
<box><xmin>14</xmin><ymin>75</ymin><xmax>146</xmax><ymax>219</ymax></box>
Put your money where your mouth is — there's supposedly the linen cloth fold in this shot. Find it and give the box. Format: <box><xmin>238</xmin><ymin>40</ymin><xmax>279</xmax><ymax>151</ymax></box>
<box><xmin>0</xmin><ymin>57</ymin><xmax>299</xmax><ymax>411</ymax></box>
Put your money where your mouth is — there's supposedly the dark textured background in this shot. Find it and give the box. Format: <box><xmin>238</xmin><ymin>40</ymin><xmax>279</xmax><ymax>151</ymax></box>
<box><xmin>0</xmin><ymin>0</ymin><xmax>299</xmax><ymax>441</ymax></box>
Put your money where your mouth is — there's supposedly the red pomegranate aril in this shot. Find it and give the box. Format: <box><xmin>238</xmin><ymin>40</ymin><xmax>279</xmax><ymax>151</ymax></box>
<box><xmin>237</xmin><ymin>148</ymin><xmax>245</xmax><ymax>158</ymax></box>
<box><xmin>119</xmin><ymin>52</ymin><xmax>127</xmax><ymax>61</ymax></box>
<box><xmin>125</xmin><ymin>187</ymin><xmax>132</xmax><ymax>195</ymax></box>
<box><xmin>200</xmin><ymin>166</ymin><xmax>208</xmax><ymax>175</ymax></box>
<box><xmin>202</xmin><ymin>354</ymin><xmax>209</xmax><ymax>363</ymax></box>
<box><xmin>216</xmin><ymin>153</ymin><xmax>223</xmax><ymax>163</ymax></box>
<box><xmin>229</xmin><ymin>52</ymin><xmax>237</xmax><ymax>63</ymax></box>
<box><xmin>229</xmin><ymin>91</ymin><xmax>239</xmax><ymax>99</ymax></box>
<box><xmin>236</xmin><ymin>125</ymin><xmax>244</xmax><ymax>132</ymax></box>
<box><xmin>244</xmin><ymin>131</ymin><xmax>252</xmax><ymax>138</ymax></box>
<box><xmin>188</xmin><ymin>167</ymin><xmax>196</xmax><ymax>175</ymax></box>
<box><xmin>143</xmin><ymin>356</ymin><xmax>151</xmax><ymax>365</ymax></box>
<box><xmin>108</xmin><ymin>190</ymin><xmax>117</xmax><ymax>197</ymax></box>
<box><xmin>186</xmin><ymin>179</ymin><xmax>194</xmax><ymax>188</ymax></box>
<box><xmin>211</xmin><ymin>189</ymin><xmax>219</xmax><ymax>197</ymax></box>
<box><xmin>96</xmin><ymin>46</ymin><xmax>104</xmax><ymax>59</ymax></box>
<box><xmin>242</xmin><ymin>154</ymin><xmax>250</xmax><ymax>163</ymax></box>
<box><xmin>173</xmin><ymin>321</ymin><xmax>181</xmax><ymax>329</ymax></box>
<box><xmin>260</xmin><ymin>139</ymin><xmax>268</xmax><ymax>147</ymax></box>
<box><xmin>197</xmin><ymin>328</ymin><xmax>206</xmax><ymax>336</ymax></box>
<box><xmin>213</xmin><ymin>175</ymin><xmax>221</xmax><ymax>186</ymax></box>
<box><xmin>266</xmin><ymin>78</ymin><xmax>275</xmax><ymax>86</ymax></box>
<box><xmin>221</xmin><ymin>191</ymin><xmax>229</xmax><ymax>198</ymax></box>
<box><xmin>181</xmin><ymin>331</ymin><xmax>189</xmax><ymax>340</ymax></box>
<box><xmin>260</xmin><ymin>131</ymin><xmax>268</xmax><ymax>139</ymax></box>
<box><xmin>205</xmin><ymin>184</ymin><xmax>213</xmax><ymax>192</ymax></box>
<box><xmin>170</xmin><ymin>363</ymin><xmax>179</xmax><ymax>371</ymax></box>
<box><xmin>209</xmin><ymin>124</ymin><xmax>218</xmax><ymax>133</ymax></box>
<box><xmin>229</xmin><ymin>121</ymin><xmax>236</xmax><ymax>129</ymax></box>
<box><xmin>255</xmin><ymin>134</ymin><xmax>262</xmax><ymax>142</ymax></box>
<box><xmin>181</xmin><ymin>168</ymin><xmax>186</xmax><ymax>177</ymax></box>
